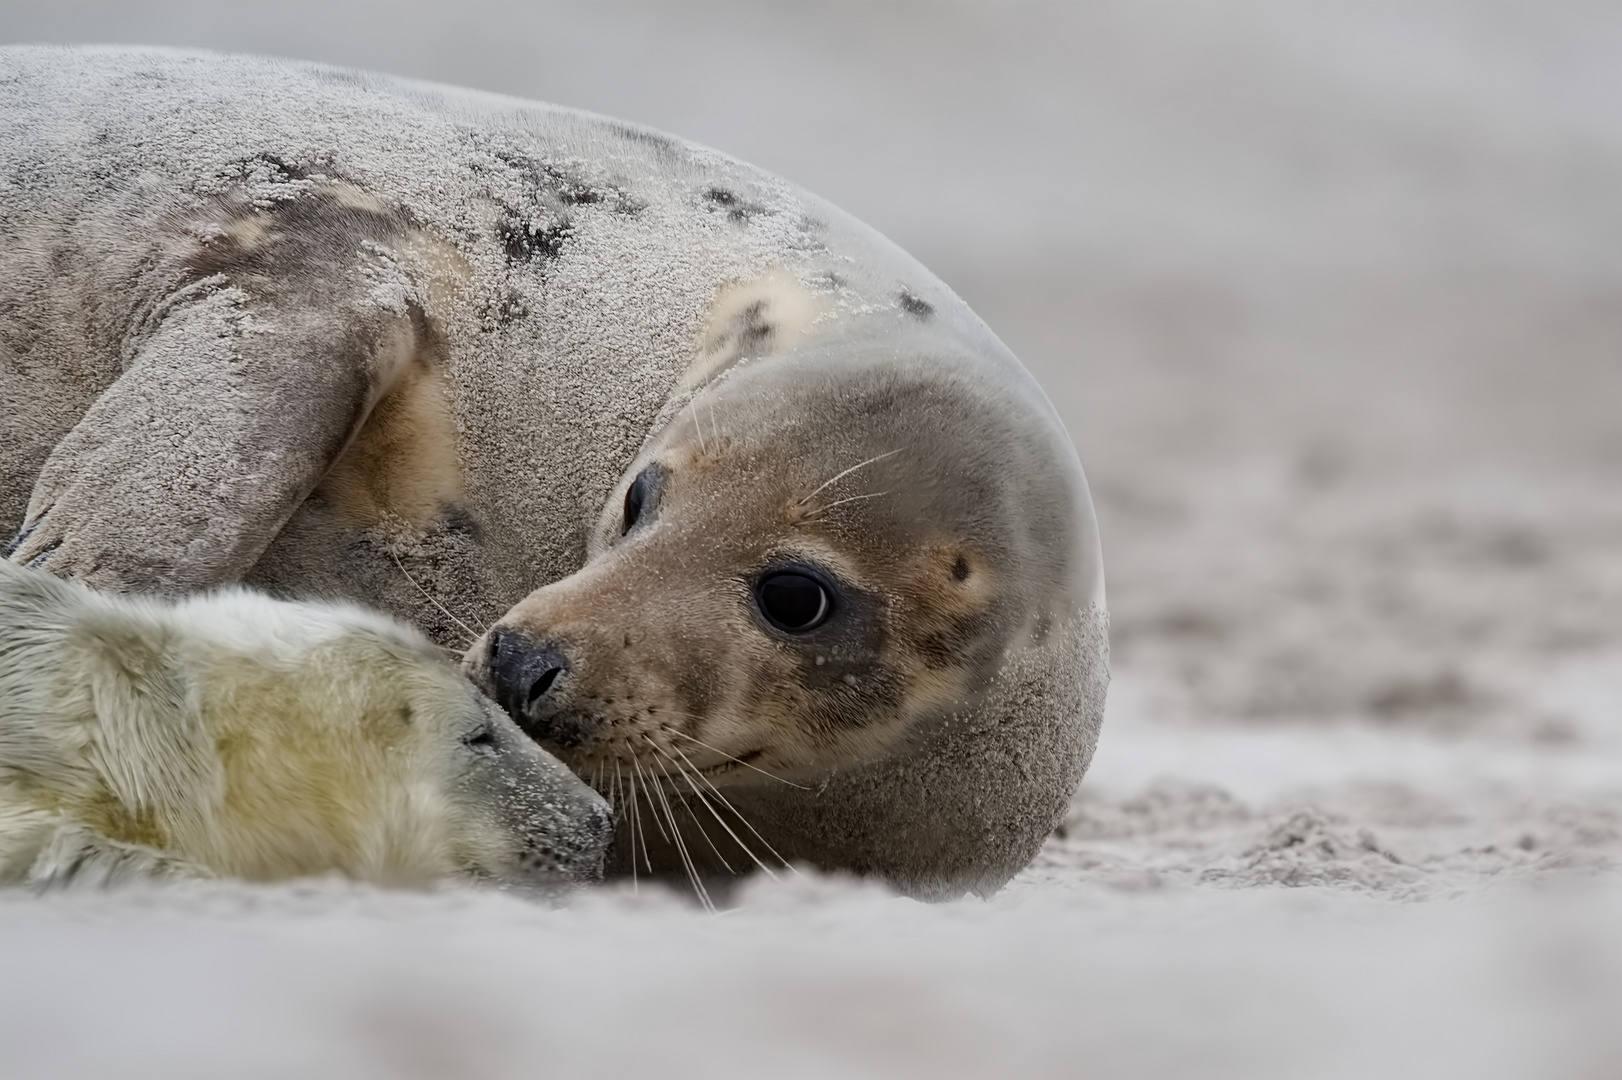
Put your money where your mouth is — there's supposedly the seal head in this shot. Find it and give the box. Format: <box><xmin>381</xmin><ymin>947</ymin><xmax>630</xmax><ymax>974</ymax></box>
<box><xmin>467</xmin><ymin>326</ymin><xmax>1106</xmax><ymax>899</ymax></box>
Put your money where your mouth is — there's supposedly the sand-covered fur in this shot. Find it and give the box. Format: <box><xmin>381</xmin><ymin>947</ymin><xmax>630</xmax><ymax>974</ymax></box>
<box><xmin>0</xmin><ymin>46</ymin><xmax>1105</xmax><ymax>897</ymax></box>
<box><xmin>0</xmin><ymin>560</ymin><xmax>610</xmax><ymax>889</ymax></box>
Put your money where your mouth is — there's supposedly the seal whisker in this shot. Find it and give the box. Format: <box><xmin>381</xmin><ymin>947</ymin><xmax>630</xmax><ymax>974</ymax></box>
<box><xmin>627</xmin><ymin>763</ymin><xmax>653</xmax><ymax>877</ymax></box>
<box><xmin>804</xmin><ymin>490</ymin><xmax>890</xmax><ymax>519</ymax></box>
<box><xmin>649</xmin><ymin>747</ymin><xmax>736</xmax><ymax>875</ymax></box>
<box><xmin>643</xmin><ymin>755</ymin><xmax>713</xmax><ymax>910</ymax></box>
<box><xmin>612</xmin><ymin>758</ymin><xmax>638</xmax><ymax>890</ymax></box>
<box><xmin>646</xmin><ymin>736</ymin><xmax>772</xmax><ymax>878</ymax></box>
<box><xmin>664</xmin><ymin>740</ymin><xmax>789</xmax><ymax>878</ymax></box>
<box><xmin>388</xmin><ymin>551</ymin><xmax>480</xmax><ymax>646</ymax></box>
<box><xmin>796</xmin><ymin>448</ymin><xmax>902</xmax><ymax>506</ymax></box>
<box><xmin>674</xmin><ymin>758</ymin><xmax>797</xmax><ymax>876</ymax></box>
<box><xmin>632</xmin><ymin>758</ymin><xmax>671</xmax><ymax>844</ymax></box>
<box><xmin>689</xmin><ymin>399</ymin><xmax>708</xmax><ymax>457</ymax></box>
<box><xmin>662</xmin><ymin>727</ymin><xmax>811</xmax><ymax>790</ymax></box>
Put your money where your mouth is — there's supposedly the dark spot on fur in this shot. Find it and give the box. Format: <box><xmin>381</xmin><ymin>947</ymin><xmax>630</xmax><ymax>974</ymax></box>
<box><xmin>734</xmin><ymin>301</ymin><xmax>773</xmax><ymax>350</ymax></box>
<box><xmin>219</xmin><ymin>152</ymin><xmax>315</xmax><ymax>185</ymax></box>
<box><xmin>488</xmin><ymin>149</ymin><xmax>640</xmax><ymax>214</ymax></box>
<box><xmin>557</xmin><ymin>184</ymin><xmax>603</xmax><ymax>208</ymax></box>
<box><xmin>3</xmin><ymin>522</ymin><xmax>35</xmax><ymax>558</ymax></box>
<box><xmin>673</xmin><ymin>663</ymin><xmax>721</xmax><ymax>724</ymax></box>
<box><xmin>952</xmin><ymin>556</ymin><xmax>970</xmax><ymax>581</ymax></box>
<box><xmin>898</xmin><ymin>289</ymin><xmax>934</xmax><ymax>320</ymax></box>
<box><xmin>483</xmin><ymin>289</ymin><xmax>529</xmax><ymax>330</ymax></box>
<box><xmin>701</xmin><ymin>299</ymin><xmax>776</xmax><ymax>367</ymax></box>
<box><xmin>704</xmin><ymin>187</ymin><xmax>767</xmax><ymax>225</ymax></box>
<box><xmin>912</xmin><ymin>612</ymin><xmax>995</xmax><ymax>671</ymax></box>
<box><xmin>498</xmin><ymin>215</ymin><xmax>573</xmax><ymax>264</ymax></box>
<box><xmin>441</xmin><ymin>505</ymin><xmax>481</xmax><ymax>539</ymax></box>
<box><xmin>27</xmin><ymin>541</ymin><xmax>59</xmax><ymax>568</ymax></box>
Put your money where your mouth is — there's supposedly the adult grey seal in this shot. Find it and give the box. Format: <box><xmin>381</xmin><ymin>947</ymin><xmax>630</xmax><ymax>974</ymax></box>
<box><xmin>0</xmin><ymin>558</ymin><xmax>611</xmax><ymax>889</ymax></box>
<box><xmin>0</xmin><ymin>46</ymin><xmax>1106</xmax><ymax>899</ymax></box>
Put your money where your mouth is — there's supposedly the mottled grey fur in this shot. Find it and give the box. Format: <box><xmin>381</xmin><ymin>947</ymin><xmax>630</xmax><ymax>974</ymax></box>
<box><xmin>0</xmin><ymin>46</ymin><xmax>1106</xmax><ymax>898</ymax></box>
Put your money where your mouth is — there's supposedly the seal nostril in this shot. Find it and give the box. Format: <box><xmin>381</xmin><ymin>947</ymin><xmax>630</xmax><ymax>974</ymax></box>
<box><xmin>488</xmin><ymin>630</ymin><xmax>572</xmax><ymax>723</ymax></box>
<box><xmin>529</xmin><ymin>665</ymin><xmax>564</xmax><ymax>703</ymax></box>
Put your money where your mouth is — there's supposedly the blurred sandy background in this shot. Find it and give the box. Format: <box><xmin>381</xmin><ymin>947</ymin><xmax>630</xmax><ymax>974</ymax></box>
<box><xmin>3</xmin><ymin>3</ymin><xmax>1621</xmax><ymax>1077</ymax></box>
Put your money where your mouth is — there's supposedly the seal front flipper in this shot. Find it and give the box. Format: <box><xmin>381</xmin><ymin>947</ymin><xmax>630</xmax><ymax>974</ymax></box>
<box><xmin>11</xmin><ymin>183</ymin><xmax>426</xmax><ymax>593</ymax></box>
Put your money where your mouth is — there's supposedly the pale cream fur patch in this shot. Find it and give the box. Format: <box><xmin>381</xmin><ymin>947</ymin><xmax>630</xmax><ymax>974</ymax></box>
<box><xmin>321</xmin><ymin>350</ymin><xmax>464</xmax><ymax>530</ymax></box>
<box><xmin>681</xmin><ymin>268</ymin><xmax>829</xmax><ymax>391</ymax></box>
<box><xmin>221</xmin><ymin>214</ymin><xmax>270</xmax><ymax>250</ymax></box>
<box><xmin>399</xmin><ymin>227</ymin><xmax>474</xmax><ymax>326</ymax></box>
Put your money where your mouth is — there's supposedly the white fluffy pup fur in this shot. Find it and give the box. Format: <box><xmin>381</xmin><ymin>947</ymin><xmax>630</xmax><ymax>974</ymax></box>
<box><xmin>0</xmin><ymin>560</ymin><xmax>610</xmax><ymax>889</ymax></box>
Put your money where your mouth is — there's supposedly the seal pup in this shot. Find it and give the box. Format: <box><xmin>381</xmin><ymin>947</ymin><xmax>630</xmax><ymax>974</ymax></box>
<box><xmin>0</xmin><ymin>559</ymin><xmax>611</xmax><ymax>889</ymax></box>
<box><xmin>1</xmin><ymin>47</ymin><xmax>1106</xmax><ymax>898</ymax></box>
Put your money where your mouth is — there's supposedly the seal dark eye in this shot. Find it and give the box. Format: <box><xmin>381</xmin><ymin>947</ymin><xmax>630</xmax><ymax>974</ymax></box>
<box><xmin>756</xmin><ymin>571</ymin><xmax>831</xmax><ymax>632</ymax></box>
<box><xmin>464</xmin><ymin>727</ymin><xmax>497</xmax><ymax>752</ymax></box>
<box><xmin>621</xmin><ymin>465</ymin><xmax>663</xmax><ymax>536</ymax></box>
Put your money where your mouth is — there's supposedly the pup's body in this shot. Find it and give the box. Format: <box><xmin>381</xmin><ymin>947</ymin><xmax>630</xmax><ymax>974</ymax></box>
<box><xmin>2</xmin><ymin>47</ymin><xmax>1106</xmax><ymax>898</ymax></box>
<box><xmin>0</xmin><ymin>560</ymin><xmax>610</xmax><ymax>889</ymax></box>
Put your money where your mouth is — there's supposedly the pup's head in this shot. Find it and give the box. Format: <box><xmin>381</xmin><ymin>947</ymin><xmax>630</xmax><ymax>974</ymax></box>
<box><xmin>0</xmin><ymin>561</ymin><xmax>611</xmax><ymax>890</ymax></box>
<box><xmin>464</xmin><ymin>329</ymin><xmax>1102</xmax><ymax>887</ymax></box>
<box><xmin>163</xmin><ymin>593</ymin><xmax>614</xmax><ymax>889</ymax></box>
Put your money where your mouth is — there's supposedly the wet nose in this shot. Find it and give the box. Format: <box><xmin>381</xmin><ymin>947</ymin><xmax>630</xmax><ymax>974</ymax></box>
<box><xmin>487</xmin><ymin>628</ymin><xmax>571</xmax><ymax>730</ymax></box>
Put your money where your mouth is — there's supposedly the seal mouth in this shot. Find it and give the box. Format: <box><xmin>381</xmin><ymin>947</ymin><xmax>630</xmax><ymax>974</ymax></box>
<box><xmin>568</xmin><ymin>737</ymin><xmax>791</xmax><ymax>795</ymax></box>
<box><xmin>516</xmin><ymin>708</ymin><xmax>603</xmax><ymax>750</ymax></box>
<box><xmin>690</xmin><ymin>746</ymin><xmax>770</xmax><ymax>780</ymax></box>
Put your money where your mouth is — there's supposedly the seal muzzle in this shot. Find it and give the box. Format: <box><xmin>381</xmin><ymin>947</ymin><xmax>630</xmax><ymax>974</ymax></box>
<box><xmin>486</xmin><ymin>629</ymin><xmax>597</xmax><ymax>745</ymax></box>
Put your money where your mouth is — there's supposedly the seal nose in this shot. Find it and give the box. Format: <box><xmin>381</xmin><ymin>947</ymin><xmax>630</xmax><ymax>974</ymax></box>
<box><xmin>487</xmin><ymin>628</ymin><xmax>571</xmax><ymax>732</ymax></box>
